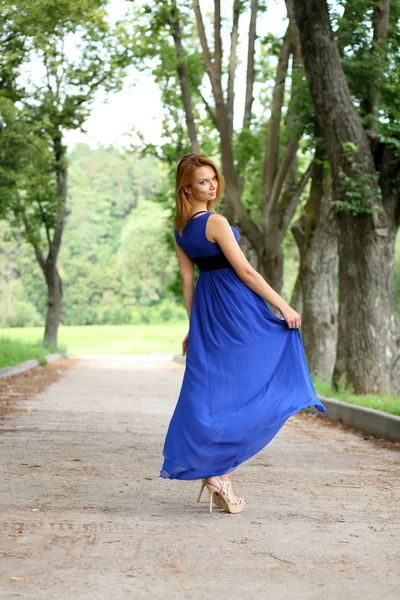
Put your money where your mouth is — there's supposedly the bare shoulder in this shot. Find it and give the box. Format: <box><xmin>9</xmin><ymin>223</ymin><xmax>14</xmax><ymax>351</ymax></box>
<box><xmin>208</xmin><ymin>212</ymin><xmax>229</xmax><ymax>225</ymax></box>
<box><xmin>207</xmin><ymin>213</ymin><xmax>230</xmax><ymax>243</ymax></box>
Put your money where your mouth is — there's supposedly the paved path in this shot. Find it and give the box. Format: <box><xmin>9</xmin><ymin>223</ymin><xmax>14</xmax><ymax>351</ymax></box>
<box><xmin>1</xmin><ymin>356</ymin><xmax>399</xmax><ymax>600</ymax></box>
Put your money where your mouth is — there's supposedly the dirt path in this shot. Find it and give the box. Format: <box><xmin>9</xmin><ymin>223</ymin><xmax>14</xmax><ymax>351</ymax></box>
<box><xmin>1</xmin><ymin>356</ymin><xmax>399</xmax><ymax>600</ymax></box>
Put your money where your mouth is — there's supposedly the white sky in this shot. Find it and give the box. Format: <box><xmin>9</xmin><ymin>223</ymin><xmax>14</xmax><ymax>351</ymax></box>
<box><xmin>64</xmin><ymin>0</ymin><xmax>288</xmax><ymax>150</ymax></box>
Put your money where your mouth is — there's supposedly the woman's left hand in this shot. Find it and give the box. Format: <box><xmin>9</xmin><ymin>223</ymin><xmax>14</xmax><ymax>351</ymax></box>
<box><xmin>182</xmin><ymin>331</ymin><xmax>189</xmax><ymax>355</ymax></box>
<box><xmin>280</xmin><ymin>305</ymin><xmax>302</xmax><ymax>329</ymax></box>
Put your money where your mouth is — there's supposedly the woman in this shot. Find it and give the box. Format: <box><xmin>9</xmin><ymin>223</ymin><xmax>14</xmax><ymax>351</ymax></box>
<box><xmin>160</xmin><ymin>153</ymin><xmax>326</xmax><ymax>514</ymax></box>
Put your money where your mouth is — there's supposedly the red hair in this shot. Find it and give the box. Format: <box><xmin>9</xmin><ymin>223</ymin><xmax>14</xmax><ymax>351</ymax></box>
<box><xmin>172</xmin><ymin>154</ymin><xmax>224</xmax><ymax>236</ymax></box>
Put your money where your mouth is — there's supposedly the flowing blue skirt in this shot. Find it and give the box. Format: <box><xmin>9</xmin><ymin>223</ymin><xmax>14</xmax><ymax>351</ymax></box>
<box><xmin>160</xmin><ymin>266</ymin><xmax>326</xmax><ymax>480</ymax></box>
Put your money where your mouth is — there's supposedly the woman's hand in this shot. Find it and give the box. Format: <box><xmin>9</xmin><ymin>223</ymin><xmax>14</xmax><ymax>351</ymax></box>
<box><xmin>182</xmin><ymin>331</ymin><xmax>189</xmax><ymax>355</ymax></box>
<box><xmin>279</xmin><ymin>305</ymin><xmax>302</xmax><ymax>329</ymax></box>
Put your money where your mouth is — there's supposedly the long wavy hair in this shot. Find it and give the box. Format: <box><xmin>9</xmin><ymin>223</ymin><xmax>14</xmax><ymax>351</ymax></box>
<box><xmin>172</xmin><ymin>154</ymin><xmax>224</xmax><ymax>236</ymax></box>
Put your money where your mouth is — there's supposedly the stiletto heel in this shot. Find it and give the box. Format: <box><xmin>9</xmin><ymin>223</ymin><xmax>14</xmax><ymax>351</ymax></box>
<box><xmin>209</xmin><ymin>488</ymin><xmax>214</xmax><ymax>513</ymax></box>
<box><xmin>197</xmin><ymin>478</ymin><xmax>207</xmax><ymax>502</ymax></box>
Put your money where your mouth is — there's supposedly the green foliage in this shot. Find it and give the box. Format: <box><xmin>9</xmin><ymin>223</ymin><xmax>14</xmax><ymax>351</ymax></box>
<box><xmin>0</xmin><ymin>222</ymin><xmax>46</xmax><ymax>328</ymax></box>
<box><xmin>59</xmin><ymin>146</ymin><xmax>169</xmax><ymax>325</ymax></box>
<box><xmin>334</xmin><ymin>141</ymin><xmax>380</xmax><ymax>214</ymax></box>
<box><xmin>125</xmin><ymin>0</ymin><xmax>218</xmax><ymax>163</ymax></box>
<box><xmin>380</xmin><ymin>125</ymin><xmax>400</xmax><ymax>164</ymax></box>
<box><xmin>0</xmin><ymin>97</ymin><xmax>56</xmax><ymax>226</ymax></box>
<box><xmin>2</xmin><ymin>0</ymin><xmax>400</xmax><ymax>337</ymax></box>
<box><xmin>0</xmin><ymin>0</ymin><xmax>131</xmax><ymax>284</ymax></box>
<box><xmin>289</xmin><ymin>70</ymin><xmax>316</xmax><ymax>145</ymax></box>
<box><xmin>0</xmin><ymin>145</ymin><xmax>188</xmax><ymax>327</ymax></box>
<box><xmin>118</xmin><ymin>199</ymin><xmax>176</xmax><ymax>304</ymax></box>
<box><xmin>335</xmin><ymin>0</ymin><xmax>400</xmax><ymax>140</ymax></box>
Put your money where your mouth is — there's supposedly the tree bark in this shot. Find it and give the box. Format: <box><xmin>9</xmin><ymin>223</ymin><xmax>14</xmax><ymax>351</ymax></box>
<box><xmin>169</xmin><ymin>6</ymin><xmax>200</xmax><ymax>153</ymax></box>
<box><xmin>367</xmin><ymin>0</ymin><xmax>390</xmax><ymax>131</ymax></box>
<box><xmin>261</xmin><ymin>27</ymin><xmax>292</xmax><ymax>208</ymax></box>
<box><xmin>42</xmin><ymin>137</ymin><xmax>67</xmax><ymax>347</ymax></box>
<box><xmin>192</xmin><ymin>0</ymin><xmax>263</xmax><ymax>247</ymax></box>
<box><xmin>291</xmin><ymin>139</ymin><xmax>338</xmax><ymax>380</ymax></box>
<box><xmin>243</xmin><ymin>0</ymin><xmax>258</xmax><ymax>128</ymax></box>
<box><xmin>293</xmin><ymin>0</ymin><xmax>398</xmax><ymax>393</ymax></box>
<box><xmin>226</xmin><ymin>0</ymin><xmax>241</xmax><ymax>139</ymax></box>
<box><xmin>43</xmin><ymin>262</ymin><xmax>63</xmax><ymax>346</ymax></box>
<box><xmin>290</xmin><ymin>273</ymin><xmax>302</xmax><ymax>314</ymax></box>
<box><xmin>260</xmin><ymin>45</ymin><xmax>306</xmax><ymax>292</ymax></box>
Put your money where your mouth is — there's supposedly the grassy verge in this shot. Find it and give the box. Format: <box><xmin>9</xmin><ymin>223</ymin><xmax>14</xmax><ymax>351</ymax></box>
<box><xmin>0</xmin><ymin>337</ymin><xmax>64</xmax><ymax>369</ymax></box>
<box><xmin>312</xmin><ymin>377</ymin><xmax>400</xmax><ymax>417</ymax></box>
<box><xmin>0</xmin><ymin>324</ymin><xmax>188</xmax><ymax>356</ymax></box>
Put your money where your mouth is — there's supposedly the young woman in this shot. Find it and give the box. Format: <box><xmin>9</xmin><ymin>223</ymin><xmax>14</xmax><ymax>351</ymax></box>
<box><xmin>160</xmin><ymin>153</ymin><xmax>326</xmax><ymax>514</ymax></box>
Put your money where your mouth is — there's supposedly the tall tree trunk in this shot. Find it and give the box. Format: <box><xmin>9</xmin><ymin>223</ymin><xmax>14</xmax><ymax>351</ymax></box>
<box><xmin>43</xmin><ymin>263</ymin><xmax>63</xmax><ymax>346</ymax></box>
<box><xmin>366</xmin><ymin>0</ymin><xmax>390</xmax><ymax>127</ymax></box>
<box><xmin>379</xmin><ymin>145</ymin><xmax>400</xmax><ymax>390</ymax></box>
<box><xmin>291</xmin><ymin>140</ymin><xmax>338</xmax><ymax>380</ymax></box>
<box><xmin>169</xmin><ymin>4</ymin><xmax>200</xmax><ymax>153</ymax></box>
<box><xmin>258</xmin><ymin>29</ymin><xmax>293</xmax><ymax>291</ymax></box>
<box><xmin>293</xmin><ymin>0</ymin><xmax>398</xmax><ymax>393</ymax></box>
<box><xmin>290</xmin><ymin>273</ymin><xmax>302</xmax><ymax>314</ymax></box>
<box><xmin>42</xmin><ymin>137</ymin><xmax>67</xmax><ymax>347</ymax></box>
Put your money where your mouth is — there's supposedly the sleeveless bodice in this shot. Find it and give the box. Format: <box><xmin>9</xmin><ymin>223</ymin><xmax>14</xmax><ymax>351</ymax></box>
<box><xmin>174</xmin><ymin>212</ymin><xmax>240</xmax><ymax>259</ymax></box>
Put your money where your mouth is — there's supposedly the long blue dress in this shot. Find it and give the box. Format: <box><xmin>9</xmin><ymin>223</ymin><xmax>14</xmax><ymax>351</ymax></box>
<box><xmin>160</xmin><ymin>211</ymin><xmax>326</xmax><ymax>480</ymax></box>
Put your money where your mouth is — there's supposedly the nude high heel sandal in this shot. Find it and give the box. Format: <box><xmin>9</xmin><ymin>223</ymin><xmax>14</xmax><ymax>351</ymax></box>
<box><xmin>198</xmin><ymin>477</ymin><xmax>246</xmax><ymax>514</ymax></box>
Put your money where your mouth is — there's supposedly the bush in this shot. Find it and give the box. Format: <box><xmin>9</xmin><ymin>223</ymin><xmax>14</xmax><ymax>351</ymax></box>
<box><xmin>130</xmin><ymin>299</ymin><xmax>187</xmax><ymax>324</ymax></box>
<box><xmin>0</xmin><ymin>301</ymin><xmax>44</xmax><ymax>328</ymax></box>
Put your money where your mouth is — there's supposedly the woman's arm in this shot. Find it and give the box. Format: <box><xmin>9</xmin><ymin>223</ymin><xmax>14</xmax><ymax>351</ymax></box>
<box><xmin>240</xmin><ymin>269</ymin><xmax>289</xmax><ymax>314</ymax></box>
<box><xmin>174</xmin><ymin>237</ymin><xmax>195</xmax><ymax>321</ymax></box>
<box><xmin>182</xmin><ymin>281</ymin><xmax>195</xmax><ymax>321</ymax></box>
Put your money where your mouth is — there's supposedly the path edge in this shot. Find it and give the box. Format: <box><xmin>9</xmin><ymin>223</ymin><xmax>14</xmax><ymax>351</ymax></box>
<box><xmin>0</xmin><ymin>353</ymin><xmax>69</xmax><ymax>379</ymax></box>
<box><xmin>307</xmin><ymin>395</ymin><xmax>400</xmax><ymax>442</ymax></box>
<box><xmin>172</xmin><ymin>354</ymin><xmax>400</xmax><ymax>442</ymax></box>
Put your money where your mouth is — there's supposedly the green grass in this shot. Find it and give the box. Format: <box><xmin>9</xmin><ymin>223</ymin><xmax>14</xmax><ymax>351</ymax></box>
<box><xmin>0</xmin><ymin>324</ymin><xmax>189</xmax><ymax>358</ymax></box>
<box><xmin>313</xmin><ymin>376</ymin><xmax>400</xmax><ymax>417</ymax></box>
<box><xmin>0</xmin><ymin>337</ymin><xmax>63</xmax><ymax>369</ymax></box>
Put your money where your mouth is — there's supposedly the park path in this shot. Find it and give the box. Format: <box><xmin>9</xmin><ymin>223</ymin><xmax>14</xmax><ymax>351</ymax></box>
<box><xmin>0</xmin><ymin>356</ymin><xmax>399</xmax><ymax>600</ymax></box>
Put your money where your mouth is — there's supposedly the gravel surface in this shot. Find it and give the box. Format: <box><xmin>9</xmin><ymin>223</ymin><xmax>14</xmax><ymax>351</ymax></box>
<box><xmin>1</xmin><ymin>356</ymin><xmax>399</xmax><ymax>600</ymax></box>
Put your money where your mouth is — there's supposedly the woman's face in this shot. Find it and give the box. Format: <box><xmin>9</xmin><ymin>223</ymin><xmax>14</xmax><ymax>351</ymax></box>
<box><xmin>187</xmin><ymin>165</ymin><xmax>218</xmax><ymax>202</ymax></box>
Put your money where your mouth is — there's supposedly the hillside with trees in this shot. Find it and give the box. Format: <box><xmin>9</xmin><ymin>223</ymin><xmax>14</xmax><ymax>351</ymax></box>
<box><xmin>0</xmin><ymin>145</ymin><xmax>186</xmax><ymax>327</ymax></box>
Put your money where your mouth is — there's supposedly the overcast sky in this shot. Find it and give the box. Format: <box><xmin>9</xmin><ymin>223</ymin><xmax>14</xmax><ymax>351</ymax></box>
<box><xmin>64</xmin><ymin>0</ymin><xmax>288</xmax><ymax>150</ymax></box>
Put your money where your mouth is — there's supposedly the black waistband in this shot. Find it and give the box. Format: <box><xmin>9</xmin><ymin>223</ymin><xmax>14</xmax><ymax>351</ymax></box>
<box><xmin>192</xmin><ymin>252</ymin><xmax>231</xmax><ymax>272</ymax></box>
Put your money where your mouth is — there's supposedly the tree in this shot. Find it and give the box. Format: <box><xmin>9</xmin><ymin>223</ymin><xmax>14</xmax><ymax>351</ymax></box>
<box><xmin>0</xmin><ymin>0</ymin><xmax>129</xmax><ymax>345</ymax></box>
<box><xmin>128</xmin><ymin>2</ymin><xmax>313</xmax><ymax>289</ymax></box>
<box><xmin>291</xmin><ymin>134</ymin><xmax>338</xmax><ymax>379</ymax></box>
<box><xmin>292</xmin><ymin>0</ymin><xmax>400</xmax><ymax>393</ymax></box>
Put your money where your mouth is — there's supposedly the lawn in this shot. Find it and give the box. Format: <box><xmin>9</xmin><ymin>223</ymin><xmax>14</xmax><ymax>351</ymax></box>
<box><xmin>0</xmin><ymin>324</ymin><xmax>189</xmax><ymax>358</ymax></box>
